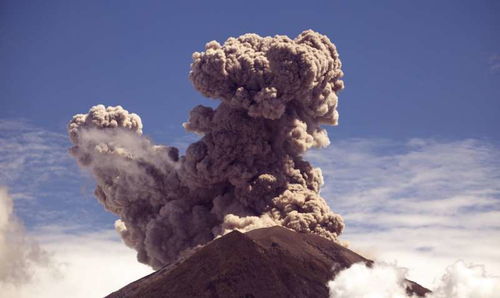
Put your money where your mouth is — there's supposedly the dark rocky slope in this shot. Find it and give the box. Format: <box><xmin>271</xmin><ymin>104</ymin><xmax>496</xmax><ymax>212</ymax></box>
<box><xmin>107</xmin><ymin>226</ymin><xmax>430</xmax><ymax>298</ymax></box>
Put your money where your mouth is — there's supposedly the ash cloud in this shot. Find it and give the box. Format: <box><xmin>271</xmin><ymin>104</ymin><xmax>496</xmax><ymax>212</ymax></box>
<box><xmin>68</xmin><ymin>30</ymin><xmax>345</xmax><ymax>269</ymax></box>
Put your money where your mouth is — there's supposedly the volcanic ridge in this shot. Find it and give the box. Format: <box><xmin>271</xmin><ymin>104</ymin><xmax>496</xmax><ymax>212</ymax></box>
<box><xmin>107</xmin><ymin>226</ymin><xmax>430</xmax><ymax>298</ymax></box>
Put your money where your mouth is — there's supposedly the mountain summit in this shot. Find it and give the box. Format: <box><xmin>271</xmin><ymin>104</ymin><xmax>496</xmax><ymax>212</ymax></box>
<box><xmin>107</xmin><ymin>226</ymin><xmax>430</xmax><ymax>298</ymax></box>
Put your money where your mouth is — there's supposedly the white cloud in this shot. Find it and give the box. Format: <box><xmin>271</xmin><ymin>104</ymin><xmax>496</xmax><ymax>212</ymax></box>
<box><xmin>0</xmin><ymin>187</ymin><xmax>50</xmax><ymax>285</ymax></box>
<box><xmin>327</xmin><ymin>261</ymin><xmax>500</xmax><ymax>298</ymax></box>
<box><xmin>308</xmin><ymin>138</ymin><xmax>500</xmax><ymax>287</ymax></box>
<box><xmin>0</xmin><ymin>119</ymin><xmax>110</xmax><ymax>228</ymax></box>
<box><xmin>328</xmin><ymin>262</ymin><xmax>410</xmax><ymax>298</ymax></box>
<box><xmin>0</xmin><ymin>119</ymin><xmax>74</xmax><ymax>193</ymax></box>
<box><xmin>1</xmin><ymin>231</ymin><xmax>153</xmax><ymax>298</ymax></box>
<box><xmin>0</xmin><ymin>187</ymin><xmax>152</xmax><ymax>298</ymax></box>
<box><xmin>0</xmin><ymin>120</ymin><xmax>152</xmax><ymax>297</ymax></box>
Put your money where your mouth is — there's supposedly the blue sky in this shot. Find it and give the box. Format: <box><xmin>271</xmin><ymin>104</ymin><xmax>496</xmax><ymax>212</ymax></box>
<box><xmin>2</xmin><ymin>0</ymin><xmax>499</xmax><ymax>140</ymax></box>
<box><xmin>1</xmin><ymin>1</ymin><xmax>499</xmax><ymax>297</ymax></box>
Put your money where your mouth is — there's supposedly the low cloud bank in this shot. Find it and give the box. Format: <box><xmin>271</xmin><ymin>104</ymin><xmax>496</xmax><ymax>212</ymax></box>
<box><xmin>328</xmin><ymin>261</ymin><xmax>500</xmax><ymax>298</ymax></box>
<box><xmin>0</xmin><ymin>187</ymin><xmax>152</xmax><ymax>298</ymax></box>
<box><xmin>0</xmin><ymin>187</ymin><xmax>50</xmax><ymax>285</ymax></box>
<box><xmin>308</xmin><ymin>138</ymin><xmax>500</xmax><ymax>286</ymax></box>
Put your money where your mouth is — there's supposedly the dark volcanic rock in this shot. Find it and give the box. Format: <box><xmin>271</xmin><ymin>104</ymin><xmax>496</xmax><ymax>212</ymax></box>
<box><xmin>107</xmin><ymin>226</ymin><xmax>430</xmax><ymax>298</ymax></box>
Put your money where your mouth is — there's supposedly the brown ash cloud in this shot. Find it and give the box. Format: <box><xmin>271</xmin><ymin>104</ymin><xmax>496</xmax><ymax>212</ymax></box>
<box><xmin>68</xmin><ymin>30</ymin><xmax>345</xmax><ymax>269</ymax></box>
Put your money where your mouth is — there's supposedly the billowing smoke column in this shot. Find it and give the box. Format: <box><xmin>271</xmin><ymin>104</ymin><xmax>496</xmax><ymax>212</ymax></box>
<box><xmin>68</xmin><ymin>30</ymin><xmax>345</xmax><ymax>269</ymax></box>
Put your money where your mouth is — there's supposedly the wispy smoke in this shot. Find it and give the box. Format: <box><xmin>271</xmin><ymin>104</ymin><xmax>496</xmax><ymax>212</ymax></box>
<box><xmin>0</xmin><ymin>187</ymin><xmax>50</xmax><ymax>285</ymax></box>
<box><xmin>327</xmin><ymin>261</ymin><xmax>500</xmax><ymax>298</ymax></box>
<box><xmin>68</xmin><ymin>30</ymin><xmax>345</xmax><ymax>269</ymax></box>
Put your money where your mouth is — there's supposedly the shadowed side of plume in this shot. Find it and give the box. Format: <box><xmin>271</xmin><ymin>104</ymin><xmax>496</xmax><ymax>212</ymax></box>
<box><xmin>106</xmin><ymin>227</ymin><xmax>431</xmax><ymax>298</ymax></box>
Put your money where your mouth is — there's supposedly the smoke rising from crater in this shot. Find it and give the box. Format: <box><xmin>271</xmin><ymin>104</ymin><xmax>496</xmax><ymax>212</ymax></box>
<box><xmin>68</xmin><ymin>30</ymin><xmax>345</xmax><ymax>269</ymax></box>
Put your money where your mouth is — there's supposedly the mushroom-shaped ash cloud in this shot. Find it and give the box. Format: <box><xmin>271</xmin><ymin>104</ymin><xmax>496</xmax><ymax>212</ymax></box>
<box><xmin>68</xmin><ymin>30</ymin><xmax>345</xmax><ymax>269</ymax></box>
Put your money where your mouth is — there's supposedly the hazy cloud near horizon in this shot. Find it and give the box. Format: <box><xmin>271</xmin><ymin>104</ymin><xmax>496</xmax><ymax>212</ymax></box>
<box><xmin>0</xmin><ymin>187</ymin><xmax>51</xmax><ymax>286</ymax></box>
<box><xmin>0</xmin><ymin>222</ymin><xmax>152</xmax><ymax>298</ymax></box>
<box><xmin>0</xmin><ymin>119</ymin><xmax>113</xmax><ymax>228</ymax></box>
<box><xmin>308</xmin><ymin>138</ymin><xmax>500</xmax><ymax>287</ymax></box>
<box><xmin>0</xmin><ymin>119</ymin><xmax>74</xmax><ymax>200</ymax></box>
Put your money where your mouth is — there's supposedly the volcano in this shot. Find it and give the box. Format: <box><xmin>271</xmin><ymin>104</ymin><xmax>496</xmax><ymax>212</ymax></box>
<box><xmin>107</xmin><ymin>226</ymin><xmax>430</xmax><ymax>297</ymax></box>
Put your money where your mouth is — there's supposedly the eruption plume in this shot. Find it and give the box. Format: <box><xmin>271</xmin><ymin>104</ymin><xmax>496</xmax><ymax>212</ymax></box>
<box><xmin>68</xmin><ymin>30</ymin><xmax>345</xmax><ymax>269</ymax></box>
